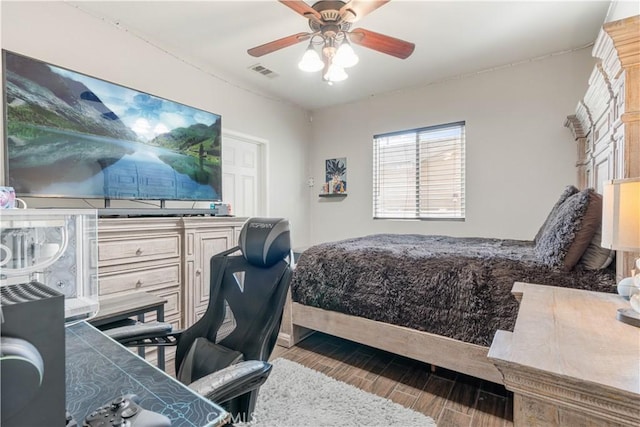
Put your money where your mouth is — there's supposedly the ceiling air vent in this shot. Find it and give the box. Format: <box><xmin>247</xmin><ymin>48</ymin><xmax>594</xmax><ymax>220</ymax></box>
<box><xmin>249</xmin><ymin>64</ymin><xmax>279</xmax><ymax>79</ymax></box>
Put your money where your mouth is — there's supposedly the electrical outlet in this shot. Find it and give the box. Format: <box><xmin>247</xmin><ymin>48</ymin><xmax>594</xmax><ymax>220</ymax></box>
<box><xmin>307</xmin><ymin>177</ymin><xmax>314</xmax><ymax>187</ymax></box>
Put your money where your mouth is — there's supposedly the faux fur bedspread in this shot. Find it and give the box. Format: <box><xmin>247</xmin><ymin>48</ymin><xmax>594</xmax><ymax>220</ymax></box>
<box><xmin>291</xmin><ymin>234</ymin><xmax>616</xmax><ymax>347</ymax></box>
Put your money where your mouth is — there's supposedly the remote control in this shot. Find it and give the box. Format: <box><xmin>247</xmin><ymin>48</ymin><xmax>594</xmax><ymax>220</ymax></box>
<box><xmin>83</xmin><ymin>394</ymin><xmax>171</xmax><ymax>427</ymax></box>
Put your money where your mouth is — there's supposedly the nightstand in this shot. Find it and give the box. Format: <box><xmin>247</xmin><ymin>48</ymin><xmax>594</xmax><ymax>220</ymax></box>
<box><xmin>488</xmin><ymin>282</ymin><xmax>640</xmax><ymax>426</ymax></box>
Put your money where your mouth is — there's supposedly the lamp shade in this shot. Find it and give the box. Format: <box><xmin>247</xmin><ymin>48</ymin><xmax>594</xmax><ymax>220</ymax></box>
<box><xmin>298</xmin><ymin>46</ymin><xmax>324</xmax><ymax>72</ymax></box>
<box><xmin>601</xmin><ymin>178</ymin><xmax>640</xmax><ymax>251</ymax></box>
<box><xmin>334</xmin><ymin>42</ymin><xmax>359</xmax><ymax>68</ymax></box>
<box><xmin>324</xmin><ymin>63</ymin><xmax>348</xmax><ymax>83</ymax></box>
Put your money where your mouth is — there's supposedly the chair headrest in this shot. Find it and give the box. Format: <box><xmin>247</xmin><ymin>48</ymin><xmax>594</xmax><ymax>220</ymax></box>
<box><xmin>238</xmin><ymin>218</ymin><xmax>291</xmax><ymax>268</ymax></box>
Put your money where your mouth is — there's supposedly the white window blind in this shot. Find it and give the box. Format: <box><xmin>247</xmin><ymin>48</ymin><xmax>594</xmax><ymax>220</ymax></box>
<box><xmin>373</xmin><ymin>121</ymin><xmax>465</xmax><ymax>220</ymax></box>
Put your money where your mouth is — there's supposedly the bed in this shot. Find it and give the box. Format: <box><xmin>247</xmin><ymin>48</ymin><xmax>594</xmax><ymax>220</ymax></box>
<box><xmin>282</xmin><ymin>187</ymin><xmax>617</xmax><ymax>384</ymax></box>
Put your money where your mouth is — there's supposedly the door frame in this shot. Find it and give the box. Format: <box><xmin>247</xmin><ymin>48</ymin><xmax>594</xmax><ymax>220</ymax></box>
<box><xmin>222</xmin><ymin>129</ymin><xmax>269</xmax><ymax>216</ymax></box>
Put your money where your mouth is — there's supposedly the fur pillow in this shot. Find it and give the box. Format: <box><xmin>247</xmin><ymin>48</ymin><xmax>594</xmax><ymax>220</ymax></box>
<box><xmin>535</xmin><ymin>188</ymin><xmax>601</xmax><ymax>271</ymax></box>
<box><xmin>533</xmin><ymin>185</ymin><xmax>579</xmax><ymax>243</ymax></box>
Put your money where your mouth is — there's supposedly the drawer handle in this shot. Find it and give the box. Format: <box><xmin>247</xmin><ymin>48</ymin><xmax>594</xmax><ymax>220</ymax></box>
<box><xmin>135</xmin><ymin>248</ymin><xmax>143</xmax><ymax>256</ymax></box>
<box><xmin>135</xmin><ymin>279</ymin><xmax>143</xmax><ymax>288</ymax></box>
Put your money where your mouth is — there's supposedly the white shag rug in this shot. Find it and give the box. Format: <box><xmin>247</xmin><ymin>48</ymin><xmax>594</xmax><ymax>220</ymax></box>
<box><xmin>242</xmin><ymin>358</ymin><xmax>436</xmax><ymax>427</ymax></box>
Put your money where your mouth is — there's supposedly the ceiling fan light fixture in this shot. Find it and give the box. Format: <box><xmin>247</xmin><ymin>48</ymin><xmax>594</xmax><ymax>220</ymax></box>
<box><xmin>298</xmin><ymin>45</ymin><xmax>324</xmax><ymax>72</ymax></box>
<box><xmin>334</xmin><ymin>40</ymin><xmax>359</xmax><ymax>68</ymax></box>
<box><xmin>324</xmin><ymin>62</ymin><xmax>348</xmax><ymax>83</ymax></box>
<box><xmin>248</xmin><ymin>1</ymin><xmax>415</xmax><ymax>84</ymax></box>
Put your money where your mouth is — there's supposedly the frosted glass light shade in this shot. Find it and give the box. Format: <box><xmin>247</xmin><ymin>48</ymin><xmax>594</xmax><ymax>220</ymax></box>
<box><xmin>324</xmin><ymin>63</ymin><xmax>348</xmax><ymax>83</ymax></box>
<box><xmin>334</xmin><ymin>42</ymin><xmax>359</xmax><ymax>68</ymax></box>
<box><xmin>601</xmin><ymin>178</ymin><xmax>640</xmax><ymax>251</ymax></box>
<box><xmin>298</xmin><ymin>47</ymin><xmax>324</xmax><ymax>72</ymax></box>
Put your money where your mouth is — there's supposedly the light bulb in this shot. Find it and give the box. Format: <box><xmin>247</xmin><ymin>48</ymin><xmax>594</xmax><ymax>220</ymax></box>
<box><xmin>334</xmin><ymin>42</ymin><xmax>359</xmax><ymax>68</ymax></box>
<box><xmin>298</xmin><ymin>47</ymin><xmax>323</xmax><ymax>72</ymax></box>
<box><xmin>324</xmin><ymin>63</ymin><xmax>348</xmax><ymax>83</ymax></box>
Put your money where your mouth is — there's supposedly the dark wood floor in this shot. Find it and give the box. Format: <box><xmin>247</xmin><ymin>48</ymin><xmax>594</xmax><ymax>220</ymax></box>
<box><xmin>271</xmin><ymin>332</ymin><xmax>514</xmax><ymax>427</ymax></box>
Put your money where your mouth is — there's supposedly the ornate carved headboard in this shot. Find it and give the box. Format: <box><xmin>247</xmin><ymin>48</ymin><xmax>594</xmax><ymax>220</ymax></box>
<box><xmin>565</xmin><ymin>15</ymin><xmax>640</xmax><ymax>281</ymax></box>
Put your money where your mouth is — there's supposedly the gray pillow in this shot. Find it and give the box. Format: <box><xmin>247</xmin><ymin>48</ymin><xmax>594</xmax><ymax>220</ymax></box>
<box><xmin>533</xmin><ymin>185</ymin><xmax>579</xmax><ymax>243</ymax></box>
<box><xmin>579</xmin><ymin>227</ymin><xmax>615</xmax><ymax>270</ymax></box>
<box><xmin>534</xmin><ymin>188</ymin><xmax>601</xmax><ymax>271</ymax></box>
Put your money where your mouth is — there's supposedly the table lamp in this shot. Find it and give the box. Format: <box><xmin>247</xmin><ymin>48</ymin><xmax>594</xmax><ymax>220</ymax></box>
<box><xmin>601</xmin><ymin>177</ymin><xmax>640</xmax><ymax>327</ymax></box>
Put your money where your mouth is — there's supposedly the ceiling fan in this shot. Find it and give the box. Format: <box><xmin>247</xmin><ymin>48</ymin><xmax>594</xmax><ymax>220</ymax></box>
<box><xmin>247</xmin><ymin>0</ymin><xmax>415</xmax><ymax>83</ymax></box>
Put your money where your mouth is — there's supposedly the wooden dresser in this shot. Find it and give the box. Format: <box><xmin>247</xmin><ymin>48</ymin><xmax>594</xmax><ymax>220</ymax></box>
<box><xmin>489</xmin><ymin>282</ymin><xmax>640</xmax><ymax>426</ymax></box>
<box><xmin>97</xmin><ymin>216</ymin><xmax>246</xmax><ymax>365</ymax></box>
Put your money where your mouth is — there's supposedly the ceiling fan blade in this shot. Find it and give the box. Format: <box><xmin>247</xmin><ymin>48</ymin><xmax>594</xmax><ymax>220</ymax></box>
<box><xmin>349</xmin><ymin>28</ymin><xmax>415</xmax><ymax>59</ymax></box>
<box><xmin>247</xmin><ymin>32</ymin><xmax>311</xmax><ymax>57</ymax></box>
<box><xmin>279</xmin><ymin>0</ymin><xmax>322</xmax><ymax>21</ymax></box>
<box><xmin>340</xmin><ymin>0</ymin><xmax>390</xmax><ymax>22</ymax></box>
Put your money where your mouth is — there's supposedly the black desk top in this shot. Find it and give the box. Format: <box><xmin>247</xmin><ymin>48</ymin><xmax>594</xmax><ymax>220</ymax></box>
<box><xmin>65</xmin><ymin>322</ymin><xmax>229</xmax><ymax>427</ymax></box>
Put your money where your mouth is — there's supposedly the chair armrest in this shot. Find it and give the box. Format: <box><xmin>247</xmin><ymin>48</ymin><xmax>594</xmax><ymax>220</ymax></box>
<box><xmin>188</xmin><ymin>360</ymin><xmax>272</xmax><ymax>404</ymax></box>
<box><xmin>102</xmin><ymin>321</ymin><xmax>181</xmax><ymax>347</ymax></box>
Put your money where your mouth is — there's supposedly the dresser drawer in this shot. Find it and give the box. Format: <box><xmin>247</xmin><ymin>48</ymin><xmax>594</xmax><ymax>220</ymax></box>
<box><xmin>158</xmin><ymin>289</ymin><xmax>180</xmax><ymax>319</ymax></box>
<box><xmin>99</xmin><ymin>264</ymin><xmax>180</xmax><ymax>296</ymax></box>
<box><xmin>99</xmin><ymin>235</ymin><xmax>180</xmax><ymax>265</ymax></box>
<box><xmin>143</xmin><ymin>288</ymin><xmax>180</xmax><ymax>320</ymax></box>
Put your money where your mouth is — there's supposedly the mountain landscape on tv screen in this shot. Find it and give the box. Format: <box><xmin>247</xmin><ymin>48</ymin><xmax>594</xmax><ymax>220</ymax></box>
<box><xmin>5</xmin><ymin>51</ymin><xmax>222</xmax><ymax>200</ymax></box>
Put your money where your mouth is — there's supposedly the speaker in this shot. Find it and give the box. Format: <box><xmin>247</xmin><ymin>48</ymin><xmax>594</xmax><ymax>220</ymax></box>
<box><xmin>1</xmin><ymin>282</ymin><xmax>66</xmax><ymax>427</ymax></box>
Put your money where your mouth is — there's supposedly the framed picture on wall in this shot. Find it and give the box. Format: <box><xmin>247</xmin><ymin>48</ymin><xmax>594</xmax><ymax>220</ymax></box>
<box><xmin>325</xmin><ymin>158</ymin><xmax>347</xmax><ymax>194</ymax></box>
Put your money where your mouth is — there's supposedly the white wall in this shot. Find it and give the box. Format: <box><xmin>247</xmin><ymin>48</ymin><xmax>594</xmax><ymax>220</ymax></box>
<box><xmin>0</xmin><ymin>1</ymin><xmax>312</xmax><ymax>247</ymax></box>
<box><xmin>307</xmin><ymin>48</ymin><xmax>596</xmax><ymax>243</ymax></box>
<box><xmin>605</xmin><ymin>0</ymin><xmax>639</xmax><ymax>22</ymax></box>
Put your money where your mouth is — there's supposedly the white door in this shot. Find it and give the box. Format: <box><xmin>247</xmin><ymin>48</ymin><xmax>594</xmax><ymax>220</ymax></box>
<box><xmin>222</xmin><ymin>131</ymin><xmax>267</xmax><ymax>217</ymax></box>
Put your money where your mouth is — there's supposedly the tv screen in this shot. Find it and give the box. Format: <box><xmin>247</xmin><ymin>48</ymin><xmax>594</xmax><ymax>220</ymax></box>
<box><xmin>3</xmin><ymin>50</ymin><xmax>222</xmax><ymax>202</ymax></box>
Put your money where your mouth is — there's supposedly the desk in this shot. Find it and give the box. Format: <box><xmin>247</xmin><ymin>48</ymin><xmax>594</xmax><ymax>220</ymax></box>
<box><xmin>66</xmin><ymin>321</ymin><xmax>228</xmax><ymax>427</ymax></box>
<box><xmin>489</xmin><ymin>282</ymin><xmax>640</xmax><ymax>426</ymax></box>
<box><xmin>90</xmin><ymin>292</ymin><xmax>167</xmax><ymax>370</ymax></box>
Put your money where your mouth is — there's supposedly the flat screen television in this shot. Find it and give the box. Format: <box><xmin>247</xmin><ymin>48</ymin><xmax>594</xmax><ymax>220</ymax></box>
<box><xmin>2</xmin><ymin>50</ymin><xmax>222</xmax><ymax>204</ymax></box>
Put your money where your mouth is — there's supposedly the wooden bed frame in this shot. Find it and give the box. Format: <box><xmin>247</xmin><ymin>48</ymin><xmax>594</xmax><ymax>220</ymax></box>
<box><xmin>279</xmin><ymin>300</ymin><xmax>504</xmax><ymax>384</ymax></box>
<box><xmin>278</xmin><ymin>15</ymin><xmax>639</xmax><ymax>387</ymax></box>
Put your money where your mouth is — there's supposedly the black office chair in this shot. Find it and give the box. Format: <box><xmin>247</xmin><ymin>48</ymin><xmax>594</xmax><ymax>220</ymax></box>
<box><xmin>105</xmin><ymin>217</ymin><xmax>293</xmax><ymax>422</ymax></box>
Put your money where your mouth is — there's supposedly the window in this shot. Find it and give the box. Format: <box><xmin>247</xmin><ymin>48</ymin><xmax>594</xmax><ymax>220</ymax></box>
<box><xmin>373</xmin><ymin>121</ymin><xmax>465</xmax><ymax>220</ymax></box>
